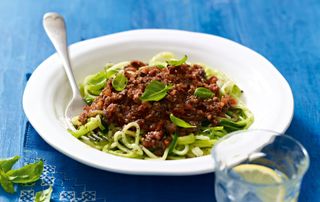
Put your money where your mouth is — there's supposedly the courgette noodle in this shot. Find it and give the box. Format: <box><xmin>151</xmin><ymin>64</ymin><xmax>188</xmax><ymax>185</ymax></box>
<box><xmin>68</xmin><ymin>52</ymin><xmax>254</xmax><ymax>160</ymax></box>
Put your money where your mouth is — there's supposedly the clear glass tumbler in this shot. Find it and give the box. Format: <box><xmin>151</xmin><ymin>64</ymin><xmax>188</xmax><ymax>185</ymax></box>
<box><xmin>212</xmin><ymin>130</ymin><xmax>309</xmax><ymax>202</ymax></box>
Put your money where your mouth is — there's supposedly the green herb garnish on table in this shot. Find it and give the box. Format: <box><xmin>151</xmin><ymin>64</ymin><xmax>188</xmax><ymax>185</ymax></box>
<box><xmin>0</xmin><ymin>156</ymin><xmax>44</xmax><ymax>194</ymax></box>
<box><xmin>35</xmin><ymin>186</ymin><xmax>53</xmax><ymax>202</ymax></box>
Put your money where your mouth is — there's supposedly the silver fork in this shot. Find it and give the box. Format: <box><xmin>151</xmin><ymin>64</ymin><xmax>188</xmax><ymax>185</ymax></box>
<box><xmin>43</xmin><ymin>12</ymin><xmax>109</xmax><ymax>142</ymax></box>
<box><xmin>43</xmin><ymin>13</ymin><xmax>86</xmax><ymax>129</ymax></box>
<box><xmin>82</xmin><ymin>131</ymin><xmax>109</xmax><ymax>142</ymax></box>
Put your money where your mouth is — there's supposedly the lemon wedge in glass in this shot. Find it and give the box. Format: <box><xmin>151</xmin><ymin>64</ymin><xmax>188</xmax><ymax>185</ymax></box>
<box><xmin>233</xmin><ymin>164</ymin><xmax>289</xmax><ymax>202</ymax></box>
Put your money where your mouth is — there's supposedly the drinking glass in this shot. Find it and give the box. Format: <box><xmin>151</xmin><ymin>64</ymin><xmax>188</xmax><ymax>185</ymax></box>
<box><xmin>212</xmin><ymin>130</ymin><xmax>309</xmax><ymax>202</ymax></box>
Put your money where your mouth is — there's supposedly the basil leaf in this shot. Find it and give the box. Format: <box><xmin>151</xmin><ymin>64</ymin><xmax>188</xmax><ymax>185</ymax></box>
<box><xmin>140</xmin><ymin>80</ymin><xmax>173</xmax><ymax>101</ymax></box>
<box><xmin>6</xmin><ymin>160</ymin><xmax>43</xmax><ymax>184</ymax></box>
<box><xmin>0</xmin><ymin>156</ymin><xmax>20</xmax><ymax>173</ymax></box>
<box><xmin>170</xmin><ymin>114</ymin><xmax>196</xmax><ymax>128</ymax></box>
<box><xmin>35</xmin><ymin>186</ymin><xmax>53</xmax><ymax>202</ymax></box>
<box><xmin>112</xmin><ymin>73</ymin><xmax>128</xmax><ymax>91</ymax></box>
<box><xmin>167</xmin><ymin>55</ymin><xmax>188</xmax><ymax>66</ymax></box>
<box><xmin>106</xmin><ymin>62</ymin><xmax>130</xmax><ymax>79</ymax></box>
<box><xmin>0</xmin><ymin>169</ymin><xmax>14</xmax><ymax>193</ymax></box>
<box><xmin>194</xmin><ymin>87</ymin><xmax>214</xmax><ymax>99</ymax></box>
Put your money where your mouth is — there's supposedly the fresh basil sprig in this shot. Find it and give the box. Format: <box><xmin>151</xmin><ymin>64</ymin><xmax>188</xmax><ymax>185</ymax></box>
<box><xmin>7</xmin><ymin>160</ymin><xmax>43</xmax><ymax>183</ymax></box>
<box><xmin>0</xmin><ymin>156</ymin><xmax>20</xmax><ymax>173</ymax></box>
<box><xmin>112</xmin><ymin>73</ymin><xmax>128</xmax><ymax>91</ymax></box>
<box><xmin>0</xmin><ymin>169</ymin><xmax>14</xmax><ymax>193</ymax></box>
<box><xmin>167</xmin><ymin>55</ymin><xmax>188</xmax><ymax>66</ymax></box>
<box><xmin>0</xmin><ymin>156</ymin><xmax>44</xmax><ymax>193</ymax></box>
<box><xmin>194</xmin><ymin>87</ymin><xmax>214</xmax><ymax>99</ymax></box>
<box><xmin>170</xmin><ymin>114</ymin><xmax>196</xmax><ymax>128</ymax></box>
<box><xmin>140</xmin><ymin>80</ymin><xmax>173</xmax><ymax>101</ymax></box>
<box><xmin>35</xmin><ymin>186</ymin><xmax>53</xmax><ymax>202</ymax></box>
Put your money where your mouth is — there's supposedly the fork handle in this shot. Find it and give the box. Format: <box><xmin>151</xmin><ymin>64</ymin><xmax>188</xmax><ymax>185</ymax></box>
<box><xmin>43</xmin><ymin>12</ymin><xmax>81</xmax><ymax>99</ymax></box>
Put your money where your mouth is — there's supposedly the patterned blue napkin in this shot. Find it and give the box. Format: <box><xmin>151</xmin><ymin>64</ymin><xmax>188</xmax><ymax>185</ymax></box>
<box><xmin>15</xmin><ymin>122</ymin><xmax>215</xmax><ymax>202</ymax></box>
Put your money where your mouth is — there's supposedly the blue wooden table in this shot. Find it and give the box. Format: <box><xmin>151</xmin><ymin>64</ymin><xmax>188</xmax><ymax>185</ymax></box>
<box><xmin>0</xmin><ymin>0</ymin><xmax>319</xmax><ymax>201</ymax></box>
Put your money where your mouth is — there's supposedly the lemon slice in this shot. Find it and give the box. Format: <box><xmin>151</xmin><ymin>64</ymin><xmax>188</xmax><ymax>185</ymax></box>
<box><xmin>233</xmin><ymin>164</ymin><xmax>287</xmax><ymax>202</ymax></box>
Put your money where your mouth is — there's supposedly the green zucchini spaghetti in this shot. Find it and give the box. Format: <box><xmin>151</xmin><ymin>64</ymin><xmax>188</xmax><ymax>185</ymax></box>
<box><xmin>68</xmin><ymin>52</ymin><xmax>253</xmax><ymax>160</ymax></box>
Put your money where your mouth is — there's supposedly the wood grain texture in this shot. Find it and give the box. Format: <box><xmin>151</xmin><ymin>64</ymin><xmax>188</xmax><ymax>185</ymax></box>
<box><xmin>0</xmin><ymin>0</ymin><xmax>319</xmax><ymax>201</ymax></box>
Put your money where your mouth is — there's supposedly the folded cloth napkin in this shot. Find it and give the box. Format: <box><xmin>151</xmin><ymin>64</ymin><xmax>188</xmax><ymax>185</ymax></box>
<box><xmin>15</xmin><ymin>122</ymin><xmax>215</xmax><ymax>202</ymax></box>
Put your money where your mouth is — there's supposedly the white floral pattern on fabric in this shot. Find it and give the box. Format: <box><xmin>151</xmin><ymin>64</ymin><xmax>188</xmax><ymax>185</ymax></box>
<box><xmin>41</xmin><ymin>175</ymin><xmax>55</xmax><ymax>186</ymax></box>
<box><xmin>81</xmin><ymin>191</ymin><xmax>96</xmax><ymax>201</ymax></box>
<box><xmin>59</xmin><ymin>191</ymin><xmax>97</xmax><ymax>201</ymax></box>
<box><xmin>19</xmin><ymin>190</ymin><xmax>34</xmax><ymax>202</ymax></box>
<box><xmin>43</xmin><ymin>164</ymin><xmax>56</xmax><ymax>175</ymax></box>
<box><xmin>60</xmin><ymin>191</ymin><xmax>76</xmax><ymax>201</ymax></box>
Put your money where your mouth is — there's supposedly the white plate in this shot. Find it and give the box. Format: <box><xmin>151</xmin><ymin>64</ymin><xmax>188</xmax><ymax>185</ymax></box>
<box><xmin>23</xmin><ymin>29</ymin><xmax>294</xmax><ymax>175</ymax></box>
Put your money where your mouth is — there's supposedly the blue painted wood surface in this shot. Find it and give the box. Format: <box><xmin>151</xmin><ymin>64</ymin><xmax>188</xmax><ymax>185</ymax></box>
<box><xmin>0</xmin><ymin>0</ymin><xmax>319</xmax><ymax>201</ymax></box>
